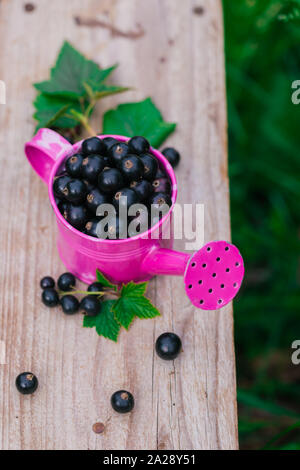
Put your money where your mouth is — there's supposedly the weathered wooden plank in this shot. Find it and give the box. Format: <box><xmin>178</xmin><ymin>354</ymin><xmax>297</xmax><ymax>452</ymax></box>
<box><xmin>0</xmin><ymin>0</ymin><xmax>238</xmax><ymax>450</ymax></box>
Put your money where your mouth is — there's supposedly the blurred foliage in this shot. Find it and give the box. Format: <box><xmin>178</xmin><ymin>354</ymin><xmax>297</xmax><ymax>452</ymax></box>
<box><xmin>223</xmin><ymin>0</ymin><xmax>300</xmax><ymax>449</ymax></box>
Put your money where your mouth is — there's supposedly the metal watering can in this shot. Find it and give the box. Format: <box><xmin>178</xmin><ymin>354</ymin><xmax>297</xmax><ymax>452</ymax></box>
<box><xmin>25</xmin><ymin>128</ymin><xmax>244</xmax><ymax>310</ymax></box>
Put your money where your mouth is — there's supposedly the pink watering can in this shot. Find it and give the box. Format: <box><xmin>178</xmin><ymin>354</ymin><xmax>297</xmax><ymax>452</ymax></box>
<box><xmin>25</xmin><ymin>128</ymin><xmax>244</xmax><ymax>310</ymax></box>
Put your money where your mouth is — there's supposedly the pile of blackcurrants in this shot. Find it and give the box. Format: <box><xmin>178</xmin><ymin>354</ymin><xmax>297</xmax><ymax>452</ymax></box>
<box><xmin>40</xmin><ymin>273</ymin><xmax>103</xmax><ymax>316</ymax></box>
<box><xmin>52</xmin><ymin>135</ymin><xmax>180</xmax><ymax>239</ymax></box>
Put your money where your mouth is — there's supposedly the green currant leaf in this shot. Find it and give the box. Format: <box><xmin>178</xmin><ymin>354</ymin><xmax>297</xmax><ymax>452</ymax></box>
<box><xmin>120</xmin><ymin>281</ymin><xmax>148</xmax><ymax>297</ymax></box>
<box><xmin>42</xmin><ymin>105</ymin><xmax>71</xmax><ymax>128</ymax></box>
<box><xmin>34</xmin><ymin>41</ymin><xmax>118</xmax><ymax>99</ymax></box>
<box><xmin>112</xmin><ymin>280</ymin><xmax>159</xmax><ymax>330</ymax></box>
<box><xmin>125</xmin><ymin>296</ymin><xmax>161</xmax><ymax>319</ymax></box>
<box><xmin>102</xmin><ymin>97</ymin><xmax>176</xmax><ymax>148</ymax></box>
<box><xmin>113</xmin><ymin>295</ymin><xmax>160</xmax><ymax>327</ymax></box>
<box><xmin>83</xmin><ymin>315</ymin><xmax>97</xmax><ymax>328</ymax></box>
<box><xmin>83</xmin><ymin>300</ymin><xmax>120</xmax><ymax>342</ymax></box>
<box><xmin>33</xmin><ymin>93</ymin><xmax>81</xmax><ymax>130</ymax></box>
<box><xmin>96</xmin><ymin>269</ymin><xmax>118</xmax><ymax>291</ymax></box>
<box><xmin>113</xmin><ymin>298</ymin><xmax>136</xmax><ymax>330</ymax></box>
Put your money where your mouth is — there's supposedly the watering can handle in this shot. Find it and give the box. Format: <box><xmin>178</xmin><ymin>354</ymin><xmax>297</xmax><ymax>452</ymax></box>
<box><xmin>24</xmin><ymin>128</ymin><xmax>73</xmax><ymax>184</ymax></box>
<box><xmin>142</xmin><ymin>242</ymin><xmax>244</xmax><ymax>310</ymax></box>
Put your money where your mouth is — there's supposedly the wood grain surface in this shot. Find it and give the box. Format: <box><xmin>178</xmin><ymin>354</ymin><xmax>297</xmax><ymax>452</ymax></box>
<box><xmin>0</xmin><ymin>0</ymin><xmax>238</xmax><ymax>450</ymax></box>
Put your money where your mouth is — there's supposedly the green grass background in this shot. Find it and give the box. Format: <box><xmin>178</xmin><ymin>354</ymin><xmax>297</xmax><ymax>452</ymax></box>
<box><xmin>223</xmin><ymin>0</ymin><xmax>300</xmax><ymax>449</ymax></box>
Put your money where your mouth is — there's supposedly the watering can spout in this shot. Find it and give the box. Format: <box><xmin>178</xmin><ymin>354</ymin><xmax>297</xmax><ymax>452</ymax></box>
<box><xmin>142</xmin><ymin>241</ymin><xmax>244</xmax><ymax>310</ymax></box>
<box><xmin>142</xmin><ymin>247</ymin><xmax>190</xmax><ymax>277</ymax></box>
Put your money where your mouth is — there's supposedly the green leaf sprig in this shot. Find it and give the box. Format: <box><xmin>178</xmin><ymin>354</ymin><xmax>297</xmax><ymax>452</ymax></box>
<box><xmin>33</xmin><ymin>41</ymin><xmax>176</xmax><ymax>147</ymax></box>
<box><xmin>67</xmin><ymin>269</ymin><xmax>160</xmax><ymax>342</ymax></box>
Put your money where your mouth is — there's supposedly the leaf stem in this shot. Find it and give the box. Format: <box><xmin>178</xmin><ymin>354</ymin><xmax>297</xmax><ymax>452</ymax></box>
<box><xmin>82</xmin><ymin>118</ymin><xmax>97</xmax><ymax>137</ymax></box>
<box><xmin>59</xmin><ymin>289</ymin><xmax>120</xmax><ymax>298</ymax></box>
<box><xmin>68</xmin><ymin>109</ymin><xmax>97</xmax><ymax>137</ymax></box>
<box><xmin>85</xmin><ymin>100</ymin><xmax>96</xmax><ymax>118</ymax></box>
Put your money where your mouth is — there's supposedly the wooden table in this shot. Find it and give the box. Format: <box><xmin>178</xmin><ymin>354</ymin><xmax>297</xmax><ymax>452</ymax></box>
<box><xmin>0</xmin><ymin>0</ymin><xmax>238</xmax><ymax>450</ymax></box>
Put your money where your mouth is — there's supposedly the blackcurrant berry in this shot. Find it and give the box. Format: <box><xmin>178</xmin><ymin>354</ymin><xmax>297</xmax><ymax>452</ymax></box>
<box><xmin>81</xmin><ymin>136</ymin><xmax>106</xmax><ymax>155</ymax></box>
<box><xmin>103</xmin><ymin>136</ymin><xmax>118</xmax><ymax>153</ymax></box>
<box><xmin>109</xmin><ymin>142</ymin><xmax>130</xmax><ymax>167</ymax></box>
<box><xmin>64</xmin><ymin>179</ymin><xmax>87</xmax><ymax>204</ymax></box>
<box><xmin>83</xmin><ymin>179</ymin><xmax>96</xmax><ymax>193</ymax></box>
<box><xmin>65</xmin><ymin>153</ymin><xmax>84</xmax><ymax>177</ymax></box>
<box><xmin>53</xmin><ymin>174</ymin><xmax>71</xmax><ymax>199</ymax></box>
<box><xmin>154</xmin><ymin>166</ymin><xmax>166</xmax><ymax>179</ymax></box>
<box><xmin>64</xmin><ymin>204</ymin><xmax>88</xmax><ymax>229</ymax></box>
<box><xmin>119</xmin><ymin>154</ymin><xmax>144</xmax><ymax>182</ymax></box>
<box><xmin>113</xmin><ymin>188</ymin><xmax>139</xmax><ymax>211</ymax></box>
<box><xmin>148</xmin><ymin>192</ymin><xmax>172</xmax><ymax>208</ymax></box>
<box><xmin>57</xmin><ymin>272</ymin><xmax>76</xmax><ymax>292</ymax></box>
<box><xmin>84</xmin><ymin>218</ymin><xmax>101</xmax><ymax>238</ymax></box>
<box><xmin>80</xmin><ymin>295</ymin><xmax>101</xmax><ymax>316</ymax></box>
<box><xmin>42</xmin><ymin>288</ymin><xmax>59</xmax><ymax>307</ymax></box>
<box><xmin>152</xmin><ymin>177</ymin><xmax>171</xmax><ymax>194</ymax></box>
<box><xmin>86</xmin><ymin>188</ymin><xmax>109</xmax><ymax>215</ymax></box>
<box><xmin>98</xmin><ymin>168</ymin><xmax>124</xmax><ymax>194</ymax></box>
<box><xmin>60</xmin><ymin>295</ymin><xmax>80</xmax><ymax>314</ymax></box>
<box><xmin>54</xmin><ymin>196</ymin><xmax>61</xmax><ymax>207</ymax></box>
<box><xmin>102</xmin><ymin>155</ymin><xmax>113</xmax><ymax>167</ymax></box>
<box><xmin>140</xmin><ymin>153</ymin><xmax>158</xmax><ymax>181</ymax></box>
<box><xmin>155</xmin><ymin>332</ymin><xmax>182</xmax><ymax>360</ymax></box>
<box><xmin>40</xmin><ymin>276</ymin><xmax>55</xmax><ymax>289</ymax></box>
<box><xmin>58</xmin><ymin>200</ymin><xmax>69</xmax><ymax>217</ymax></box>
<box><xmin>82</xmin><ymin>155</ymin><xmax>105</xmax><ymax>182</ymax></box>
<box><xmin>87</xmin><ymin>282</ymin><xmax>104</xmax><ymax>293</ymax></box>
<box><xmin>111</xmin><ymin>390</ymin><xmax>134</xmax><ymax>413</ymax></box>
<box><xmin>128</xmin><ymin>136</ymin><xmax>150</xmax><ymax>155</ymax></box>
<box><xmin>130</xmin><ymin>179</ymin><xmax>153</xmax><ymax>201</ymax></box>
<box><xmin>15</xmin><ymin>372</ymin><xmax>38</xmax><ymax>395</ymax></box>
<box><xmin>162</xmin><ymin>147</ymin><xmax>181</xmax><ymax>168</ymax></box>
